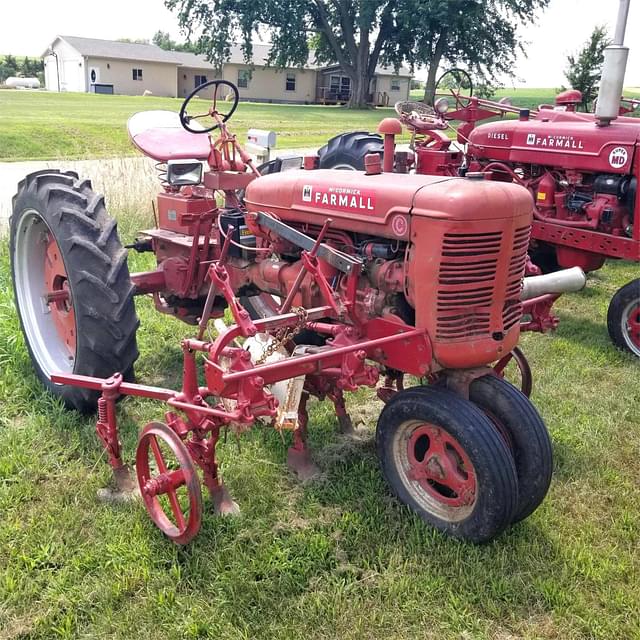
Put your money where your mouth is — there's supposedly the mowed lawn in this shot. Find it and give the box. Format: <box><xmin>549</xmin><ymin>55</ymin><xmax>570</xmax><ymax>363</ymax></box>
<box><xmin>1</xmin><ymin>205</ymin><xmax>640</xmax><ymax>638</ymax></box>
<box><xmin>0</xmin><ymin>90</ymin><xmax>400</xmax><ymax>161</ymax></box>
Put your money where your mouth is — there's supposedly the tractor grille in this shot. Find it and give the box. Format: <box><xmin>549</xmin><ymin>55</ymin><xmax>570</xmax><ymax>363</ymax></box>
<box><xmin>436</xmin><ymin>231</ymin><xmax>502</xmax><ymax>340</ymax></box>
<box><xmin>502</xmin><ymin>226</ymin><xmax>530</xmax><ymax>332</ymax></box>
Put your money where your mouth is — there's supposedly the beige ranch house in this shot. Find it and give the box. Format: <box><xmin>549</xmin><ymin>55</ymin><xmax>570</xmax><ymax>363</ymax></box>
<box><xmin>43</xmin><ymin>36</ymin><xmax>411</xmax><ymax>106</ymax></box>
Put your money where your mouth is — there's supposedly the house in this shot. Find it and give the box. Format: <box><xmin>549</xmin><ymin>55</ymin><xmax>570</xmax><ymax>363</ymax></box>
<box><xmin>43</xmin><ymin>36</ymin><xmax>411</xmax><ymax>104</ymax></box>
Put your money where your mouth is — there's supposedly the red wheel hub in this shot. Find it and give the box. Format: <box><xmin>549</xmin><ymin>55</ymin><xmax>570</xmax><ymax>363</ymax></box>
<box><xmin>626</xmin><ymin>303</ymin><xmax>640</xmax><ymax>349</ymax></box>
<box><xmin>406</xmin><ymin>423</ymin><xmax>476</xmax><ymax>508</ymax></box>
<box><xmin>44</xmin><ymin>232</ymin><xmax>76</xmax><ymax>356</ymax></box>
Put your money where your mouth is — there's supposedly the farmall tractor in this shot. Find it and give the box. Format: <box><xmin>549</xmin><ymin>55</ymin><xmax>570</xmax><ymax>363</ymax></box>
<box><xmin>314</xmin><ymin>1</ymin><xmax>640</xmax><ymax>356</ymax></box>
<box><xmin>10</xmin><ymin>79</ymin><xmax>583</xmax><ymax>546</ymax></box>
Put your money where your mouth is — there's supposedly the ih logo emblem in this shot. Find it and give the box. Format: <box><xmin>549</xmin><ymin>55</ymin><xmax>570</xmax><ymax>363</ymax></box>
<box><xmin>302</xmin><ymin>185</ymin><xmax>313</xmax><ymax>202</ymax></box>
<box><xmin>526</xmin><ymin>133</ymin><xmax>536</xmax><ymax>145</ymax></box>
<box><xmin>609</xmin><ymin>147</ymin><xmax>628</xmax><ymax>169</ymax></box>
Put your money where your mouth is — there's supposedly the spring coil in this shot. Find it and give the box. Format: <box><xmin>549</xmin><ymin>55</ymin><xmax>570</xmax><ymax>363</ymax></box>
<box><xmin>97</xmin><ymin>397</ymin><xmax>108</xmax><ymax>424</ymax></box>
<box><xmin>155</xmin><ymin>161</ymin><xmax>168</xmax><ymax>186</ymax></box>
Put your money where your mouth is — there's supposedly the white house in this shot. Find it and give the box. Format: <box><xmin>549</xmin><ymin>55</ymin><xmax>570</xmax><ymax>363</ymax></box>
<box><xmin>43</xmin><ymin>36</ymin><xmax>412</xmax><ymax>105</ymax></box>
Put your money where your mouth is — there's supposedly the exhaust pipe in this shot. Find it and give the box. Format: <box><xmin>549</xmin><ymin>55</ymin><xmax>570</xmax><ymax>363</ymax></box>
<box><xmin>595</xmin><ymin>0</ymin><xmax>631</xmax><ymax>126</ymax></box>
<box><xmin>521</xmin><ymin>267</ymin><xmax>587</xmax><ymax>301</ymax></box>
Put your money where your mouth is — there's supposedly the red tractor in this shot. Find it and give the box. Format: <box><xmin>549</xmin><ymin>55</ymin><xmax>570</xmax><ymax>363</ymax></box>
<box><xmin>316</xmin><ymin>68</ymin><xmax>640</xmax><ymax>357</ymax></box>
<box><xmin>10</xmin><ymin>79</ymin><xmax>580</xmax><ymax>545</ymax></box>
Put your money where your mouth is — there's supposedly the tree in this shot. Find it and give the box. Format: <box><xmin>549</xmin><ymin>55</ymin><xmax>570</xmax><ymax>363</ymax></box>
<box><xmin>393</xmin><ymin>0</ymin><xmax>550</xmax><ymax>105</ymax></box>
<box><xmin>152</xmin><ymin>30</ymin><xmax>196</xmax><ymax>52</ymax></box>
<box><xmin>1</xmin><ymin>54</ymin><xmax>19</xmax><ymax>82</ymax></box>
<box><xmin>166</xmin><ymin>0</ymin><xmax>403</xmax><ymax>108</ymax></box>
<box><xmin>116</xmin><ymin>37</ymin><xmax>150</xmax><ymax>44</ymax></box>
<box><xmin>165</xmin><ymin>0</ymin><xmax>550</xmax><ymax>109</ymax></box>
<box><xmin>564</xmin><ymin>25</ymin><xmax>610</xmax><ymax>111</ymax></box>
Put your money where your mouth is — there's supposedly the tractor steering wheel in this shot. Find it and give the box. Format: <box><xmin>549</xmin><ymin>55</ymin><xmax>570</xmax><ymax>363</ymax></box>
<box><xmin>179</xmin><ymin>79</ymin><xmax>240</xmax><ymax>134</ymax></box>
<box><xmin>433</xmin><ymin>68</ymin><xmax>474</xmax><ymax>110</ymax></box>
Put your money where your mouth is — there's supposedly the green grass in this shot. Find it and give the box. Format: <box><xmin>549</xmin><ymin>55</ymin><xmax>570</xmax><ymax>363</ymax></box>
<box><xmin>1</xmin><ymin>207</ymin><xmax>640</xmax><ymax>638</ymax></box>
<box><xmin>0</xmin><ymin>90</ymin><xmax>404</xmax><ymax>162</ymax></box>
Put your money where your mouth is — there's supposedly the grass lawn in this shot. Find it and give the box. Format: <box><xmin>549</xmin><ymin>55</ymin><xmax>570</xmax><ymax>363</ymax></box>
<box><xmin>1</xmin><ymin>201</ymin><xmax>640</xmax><ymax>638</ymax></box>
<box><xmin>0</xmin><ymin>90</ymin><xmax>401</xmax><ymax>162</ymax></box>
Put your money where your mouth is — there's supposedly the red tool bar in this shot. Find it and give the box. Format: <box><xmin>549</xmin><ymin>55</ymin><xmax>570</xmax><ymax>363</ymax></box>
<box><xmin>50</xmin><ymin>373</ymin><xmax>176</xmax><ymax>401</ymax></box>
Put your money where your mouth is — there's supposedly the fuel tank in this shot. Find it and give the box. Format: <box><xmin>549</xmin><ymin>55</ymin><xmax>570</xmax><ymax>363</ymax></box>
<box><xmin>245</xmin><ymin>169</ymin><xmax>534</xmax><ymax>369</ymax></box>
<box><xmin>468</xmin><ymin>110</ymin><xmax>639</xmax><ymax>174</ymax></box>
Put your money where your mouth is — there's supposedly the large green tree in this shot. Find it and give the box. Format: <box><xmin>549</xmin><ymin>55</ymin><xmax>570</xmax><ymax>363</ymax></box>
<box><xmin>395</xmin><ymin>0</ymin><xmax>551</xmax><ymax>104</ymax></box>
<box><xmin>564</xmin><ymin>25</ymin><xmax>610</xmax><ymax>111</ymax></box>
<box><xmin>165</xmin><ymin>0</ymin><xmax>549</xmax><ymax>108</ymax></box>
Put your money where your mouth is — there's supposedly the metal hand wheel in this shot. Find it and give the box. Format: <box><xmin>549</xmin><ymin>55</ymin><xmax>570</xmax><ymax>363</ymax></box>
<box><xmin>136</xmin><ymin>421</ymin><xmax>203</xmax><ymax>544</ymax></box>
<box><xmin>493</xmin><ymin>347</ymin><xmax>533</xmax><ymax>397</ymax></box>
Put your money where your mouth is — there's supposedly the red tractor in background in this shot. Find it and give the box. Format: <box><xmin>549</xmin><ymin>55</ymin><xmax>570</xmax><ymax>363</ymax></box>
<box><xmin>9</xmin><ymin>78</ymin><xmax>582</xmax><ymax>546</ymax></box>
<box><xmin>312</xmin><ymin>1</ymin><xmax>639</xmax><ymax>357</ymax></box>
<box><xmin>314</xmin><ymin>84</ymin><xmax>640</xmax><ymax>356</ymax></box>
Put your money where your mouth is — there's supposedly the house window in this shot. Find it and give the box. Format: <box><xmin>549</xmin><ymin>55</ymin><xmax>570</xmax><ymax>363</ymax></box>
<box><xmin>390</xmin><ymin>78</ymin><xmax>401</xmax><ymax>91</ymax></box>
<box><xmin>195</xmin><ymin>74</ymin><xmax>208</xmax><ymax>88</ymax></box>
<box><xmin>285</xmin><ymin>73</ymin><xmax>296</xmax><ymax>91</ymax></box>
<box><xmin>237</xmin><ymin>69</ymin><xmax>251</xmax><ymax>89</ymax></box>
<box><xmin>132</xmin><ymin>68</ymin><xmax>143</xmax><ymax>81</ymax></box>
<box><xmin>329</xmin><ymin>75</ymin><xmax>351</xmax><ymax>98</ymax></box>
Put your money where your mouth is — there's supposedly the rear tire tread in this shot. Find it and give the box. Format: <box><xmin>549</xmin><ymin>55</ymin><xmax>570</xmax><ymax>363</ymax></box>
<box><xmin>10</xmin><ymin>169</ymin><xmax>140</xmax><ymax>412</ymax></box>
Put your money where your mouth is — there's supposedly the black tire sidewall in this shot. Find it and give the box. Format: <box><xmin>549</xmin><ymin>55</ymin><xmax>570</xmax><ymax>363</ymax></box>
<box><xmin>468</xmin><ymin>375</ymin><xmax>553</xmax><ymax>523</ymax></box>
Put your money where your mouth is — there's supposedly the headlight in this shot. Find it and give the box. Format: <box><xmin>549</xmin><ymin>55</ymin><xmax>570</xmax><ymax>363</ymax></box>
<box><xmin>434</xmin><ymin>97</ymin><xmax>450</xmax><ymax>114</ymax></box>
<box><xmin>166</xmin><ymin>159</ymin><xmax>203</xmax><ymax>186</ymax></box>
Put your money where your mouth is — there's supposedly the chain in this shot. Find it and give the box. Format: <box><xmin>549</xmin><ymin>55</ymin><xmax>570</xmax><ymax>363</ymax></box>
<box><xmin>255</xmin><ymin>306</ymin><xmax>308</xmax><ymax>365</ymax></box>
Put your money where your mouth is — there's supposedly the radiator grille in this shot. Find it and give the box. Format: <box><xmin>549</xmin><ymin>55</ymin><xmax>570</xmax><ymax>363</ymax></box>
<box><xmin>502</xmin><ymin>226</ymin><xmax>530</xmax><ymax>332</ymax></box>
<box><xmin>437</xmin><ymin>232</ymin><xmax>502</xmax><ymax>340</ymax></box>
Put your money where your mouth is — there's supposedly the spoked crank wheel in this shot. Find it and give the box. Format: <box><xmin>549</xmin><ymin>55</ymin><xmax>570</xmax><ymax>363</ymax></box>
<box><xmin>607</xmin><ymin>278</ymin><xmax>640</xmax><ymax>357</ymax></box>
<box><xmin>136</xmin><ymin>422</ymin><xmax>202</xmax><ymax>544</ymax></box>
<box><xmin>377</xmin><ymin>387</ymin><xmax>518</xmax><ymax>543</ymax></box>
<box><xmin>493</xmin><ymin>347</ymin><xmax>533</xmax><ymax>397</ymax></box>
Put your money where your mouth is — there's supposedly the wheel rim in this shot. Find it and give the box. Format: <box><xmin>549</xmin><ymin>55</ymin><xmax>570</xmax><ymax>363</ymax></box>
<box><xmin>13</xmin><ymin>209</ymin><xmax>76</xmax><ymax>377</ymax></box>
<box><xmin>392</xmin><ymin>420</ymin><xmax>477</xmax><ymax>522</ymax></box>
<box><xmin>621</xmin><ymin>300</ymin><xmax>640</xmax><ymax>356</ymax></box>
<box><xmin>136</xmin><ymin>422</ymin><xmax>202</xmax><ymax>544</ymax></box>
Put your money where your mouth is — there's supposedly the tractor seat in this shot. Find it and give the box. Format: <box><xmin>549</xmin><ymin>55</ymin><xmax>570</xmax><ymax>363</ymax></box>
<box><xmin>127</xmin><ymin>110</ymin><xmax>211</xmax><ymax>162</ymax></box>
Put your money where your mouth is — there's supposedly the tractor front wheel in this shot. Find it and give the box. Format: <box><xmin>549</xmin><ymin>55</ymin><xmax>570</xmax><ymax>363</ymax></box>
<box><xmin>607</xmin><ymin>278</ymin><xmax>640</xmax><ymax>357</ymax></box>
<box><xmin>376</xmin><ymin>387</ymin><xmax>518</xmax><ymax>543</ymax></box>
<box><xmin>468</xmin><ymin>375</ymin><xmax>552</xmax><ymax>523</ymax></box>
<box><xmin>10</xmin><ymin>170</ymin><xmax>139</xmax><ymax>412</ymax></box>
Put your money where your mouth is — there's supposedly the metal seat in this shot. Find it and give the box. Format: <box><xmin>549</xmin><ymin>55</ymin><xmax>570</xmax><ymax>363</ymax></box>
<box><xmin>127</xmin><ymin>110</ymin><xmax>211</xmax><ymax>162</ymax></box>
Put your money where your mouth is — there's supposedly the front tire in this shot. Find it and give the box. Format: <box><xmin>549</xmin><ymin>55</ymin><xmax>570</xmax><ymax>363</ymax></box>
<box><xmin>468</xmin><ymin>375</ymin><xmax>553</xmax><ymax>523</ymax></box>
<box><xmin>376</xmin><ymin>387</ymin><xmax>518</xmax><ymax>543</ymax></box>
<box><xmin>10</xmin><ymin>170</ymin><xmax>139</xmax><ymax>412</ymax></box>
<box><xmin>607</xmin><ymin>278</ymin><xmax>640</xmax><ymax>357</ymax></box>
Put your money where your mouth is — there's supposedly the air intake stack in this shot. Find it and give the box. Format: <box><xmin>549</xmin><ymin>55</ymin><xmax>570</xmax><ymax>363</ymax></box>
<box><xmin>595</xmin><ymin>0</ymin><xmax>631</xmax><ymax>126</ymax></box>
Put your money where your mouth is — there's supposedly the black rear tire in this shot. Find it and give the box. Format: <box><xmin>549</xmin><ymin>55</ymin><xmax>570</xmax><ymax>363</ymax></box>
<box><xmin>607</xmin><ymin>278</ymin><xmax>640</xmax><ymax>358</ymax></box>
<box><xmin>10</xmin><ymin>170</ymin><xmax>139</xmax><ymax>412</ymax></box>
<box><xmin>317</xmin><ymin>131</ymin><xmax>383</xmax><ymax>171</ymax></box>
<box><xmin>376</xmin><ymin>387</ymin><xmax>518</xmax><ymax>543</ymax></box>
<box><xmin>468</xmin><ymin>375</ymin><xmax>553</xmax><ymax>523</ymax></box>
